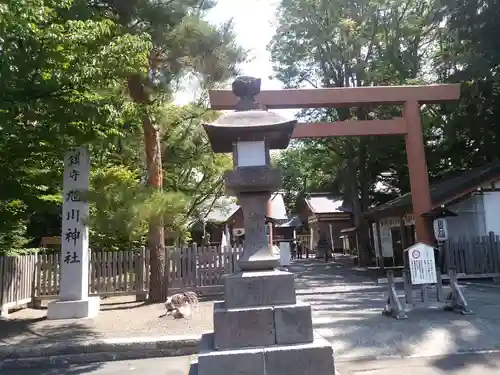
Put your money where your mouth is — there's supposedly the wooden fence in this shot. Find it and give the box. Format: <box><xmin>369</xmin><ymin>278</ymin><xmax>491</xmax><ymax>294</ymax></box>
<box><xmin>0</xmin><ymin>245</ymin><xmax>244</xmax><ymax>315</ymax></box>
<box><xmin>168</xmin><ymin>245</ymin><xmax>243</xmax><ymax>294</ymax></box>
<box><xmin>444</xmin><ymin>232</ymin><xmax>500</xmax><ymax>276</ymax></box>
<box><xmin>0</xmin><ymin>255</ymin><xmax>37</xmax><ymax>316</ymax></box>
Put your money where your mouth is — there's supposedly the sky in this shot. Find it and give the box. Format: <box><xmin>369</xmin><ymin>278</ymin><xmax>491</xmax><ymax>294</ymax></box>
<box><xmin>174</xmin><ymin>0</ymin><xmax>296</xmax><ymax>118</ymax></box>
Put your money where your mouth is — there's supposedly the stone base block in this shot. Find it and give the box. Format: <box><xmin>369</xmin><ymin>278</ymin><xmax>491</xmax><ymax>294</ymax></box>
<box><xmin>47</xmin><ymin>297</ymin><xmax>100</xmax><ymax>320</ymax></box>
<box><xmin>196</xmin><ymin>333</ymin><xmax>334</xmax><ymax>375</ymax></box>
<box><xmin>213</xmin><ymin>302</ymin><xmax>275</xmax><ymax>349</ymax></box>
<box><xmin>198</xmin><ymin>334</ymin><xmax>265</xmax><ymax>375</ymax></box>
<box><xmin>274</xmin><ymin>301</ymin><xmax>314</xmax><ymax>345</ymax></box>
<box><xmin>264</xmin><ymin>336</ymin><xmax>334</xmax><ymax>375</ymax></box>
<box><xmin>224</xmin><ymin>270</ymin><xmax>296</xmax><ymax>309</ymax></box>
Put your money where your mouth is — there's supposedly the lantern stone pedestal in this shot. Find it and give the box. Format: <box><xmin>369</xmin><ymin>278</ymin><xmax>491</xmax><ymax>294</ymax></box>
<box><xmin>190</xmin><ymin>76</ymin><xmax>335</xmax><ymax>375</ymax></box>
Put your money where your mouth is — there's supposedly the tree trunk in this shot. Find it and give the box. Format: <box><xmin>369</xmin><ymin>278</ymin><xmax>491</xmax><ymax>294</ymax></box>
<box><xmin>355</xmin><ymin>138</ymin><xmax>371</xmax><ymax>266</ymax></box>
<box><xmin>344</xmin><ymin>140</ymin><xmax>366</xmax><ymax>264</ymax></box>
<box><xmin>127</xmin><ymin>74</ymin><xmax>166</xmax><ymax>302</ymax></box>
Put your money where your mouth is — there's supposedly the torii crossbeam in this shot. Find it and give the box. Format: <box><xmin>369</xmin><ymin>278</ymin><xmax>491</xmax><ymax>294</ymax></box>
<box><xmin>208</xmin><ymin>83</ymin><xmax>461</xmax><ymax>245</ymax></box>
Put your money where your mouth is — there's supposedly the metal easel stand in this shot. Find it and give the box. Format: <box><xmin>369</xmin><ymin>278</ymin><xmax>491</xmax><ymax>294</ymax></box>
<box><xmin>444</xmin><ymin>268</ymin><xmax>474</xmax><ymax>315</ymax></box>
<box><xmin>382</xmin><ymin>269</ymin><xmax>408</xmax><ymax>319</ymax></box>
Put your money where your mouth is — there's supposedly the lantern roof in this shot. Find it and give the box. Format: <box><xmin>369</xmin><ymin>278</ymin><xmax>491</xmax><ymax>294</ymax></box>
<box><xmin>203</xmin><ymin>76</ymin><xmax>297</xmax><ymax>153</ymax></box>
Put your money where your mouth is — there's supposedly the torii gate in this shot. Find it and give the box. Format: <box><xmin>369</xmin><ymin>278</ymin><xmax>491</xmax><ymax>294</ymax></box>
<box><xmin>208</xmin><ymin>83</ymin><xmax>461</xmax><ymax>245</ymax></box>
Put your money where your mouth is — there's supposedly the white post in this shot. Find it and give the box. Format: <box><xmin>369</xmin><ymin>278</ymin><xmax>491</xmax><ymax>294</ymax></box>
<box><xmin>47</xmin><ymin>147</ymin><xmax>100</xmax><ymax>319</ymax></box>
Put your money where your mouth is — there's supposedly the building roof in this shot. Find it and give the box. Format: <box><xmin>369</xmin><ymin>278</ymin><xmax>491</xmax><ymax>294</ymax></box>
<box><xmin>205</xmin><ymin>192</ymin><xmax>291</xmax><ymax>223</ymax></box>
<box><xmin>367</xmin><ymin>161</ymin><xmax>500</xmax><ymax>217</ymax></box>
<box><xmin>305</xmin><ymin>193</ymin><xmax>351</xmax><ymax>215</ymax></box>
<box><xmin>269</xmin><ymin>192</ymin><xmax>288</xmax><ymax>220</ymax></box>
<box><xmin>276</xmin><ymin>214</ymin><xmax>302</xmax><ymax>228</ymax></box>
<box><xmin>205</xmin><ymin>199</ymin><xmax>240</xmax><ymax>223</ymax></box>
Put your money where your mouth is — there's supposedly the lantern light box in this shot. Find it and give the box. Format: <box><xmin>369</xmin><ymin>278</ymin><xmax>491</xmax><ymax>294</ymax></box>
<box><xmin>236</xmin><ymin>141</ymin><xmax>267</xmax><ymax>167</ymax></box>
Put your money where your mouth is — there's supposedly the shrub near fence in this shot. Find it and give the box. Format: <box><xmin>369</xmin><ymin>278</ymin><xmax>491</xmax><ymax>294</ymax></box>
<box><xmin>0</xmin><ymin>245</ymin><xmax>244</xmax><ymax>315</ymax></box>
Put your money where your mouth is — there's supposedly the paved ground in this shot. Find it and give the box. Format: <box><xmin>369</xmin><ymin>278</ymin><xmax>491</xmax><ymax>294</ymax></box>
<box><xmin>291</xmin><ymin>256</ymin><xmax>500</xmax><ymax>359</ymax></box>
<box><xmin>3</xmin><ymin>352</ymin><xmax>500</xmax><ymax>375</ymax></box>
<box><xmin>3</xmin><ymin>255</ymin><xmax>500</xmax><ymax>361</ymax></box>
<box><xmin>0</xmin><ymin>297</ymin><xmax>213</xmax><ymax>346</ymax></box>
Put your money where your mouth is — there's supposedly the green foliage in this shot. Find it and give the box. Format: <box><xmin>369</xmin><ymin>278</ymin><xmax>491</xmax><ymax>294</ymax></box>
<box><xmin>160</xmin><ymin>104</ymin><xmax>232</xmax><ymax>220</ymax></box>
<box><xmin>0</xmin><ymin>0</ymin><xmax>244</xmax><ymax>259</ymax></box>
<box><xmin>87</xmin><ymin>165</ymin><xmax>191</xmax><ymax>250</ymax></box>
<box><xmin>0</xmin><ymin>0</ymin><xmax>151</xmax><ymax>253</ymax></box>
<box><xmin>3</xmin><ymin>248</ymin><xmax>41</xmax><ymax>256</ymax></box>
<box><xmin>270</xmin><ymin>0</ymin><xmax>500</xmax><ymax>217</ymax></box>
<box><xmin>0</xmin><ymin>200</ymin><xmax>32</xmax><ymax>254</ymax></box>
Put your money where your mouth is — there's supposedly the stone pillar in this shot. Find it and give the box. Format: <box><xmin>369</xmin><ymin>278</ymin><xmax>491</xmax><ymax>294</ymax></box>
<box><xmin>237</xmin><ymin>192</ymin><xmax>278</xmax><ymax>270</ymax></box>
<box><xmin>47</xmin><ymin>147</ymin><xmax>100</xmax><ymax>320</ymax></box>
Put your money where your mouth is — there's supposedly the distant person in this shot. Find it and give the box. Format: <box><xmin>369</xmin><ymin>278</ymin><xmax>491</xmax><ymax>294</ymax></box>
<box><xmin>297</xmin><ymin>241</ymin><xmax>303</xmax><ymax>259</ymax></box>
<box><xmin>317</xmin><ymin>235</ymin><xmax>330</xmax><ymax>262</ymax></box>
<box><xmin>290</xmin><ymin>240</ymin><xmax>297</xmax><ymax>260</ymax></box>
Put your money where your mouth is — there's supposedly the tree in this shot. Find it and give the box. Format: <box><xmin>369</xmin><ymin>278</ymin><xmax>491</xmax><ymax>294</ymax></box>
<box><xmin>428</xmin><ymin>0</ymin><xmax>500</xmax><ymax>172</ymax></box>
<box><xmin>90</xmin><ymin>0</ymin><xmax>246</xmax><ymax>301</ymax></box>
<box><xmin>269</xmin><ymin>0</ymin><xmax>445</xmax><ymax>264</ymax></box>
<box><xmin>0</xmin><ymin>0</ymin><xmax>150</xmax><ymax>253</ymax></box>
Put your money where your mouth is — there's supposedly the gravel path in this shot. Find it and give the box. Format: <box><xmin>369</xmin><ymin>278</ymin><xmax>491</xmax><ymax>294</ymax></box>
<box><xmin>4</xmin><ymin>256</ymin><xmax>500</xmax><ymax>361</ymax></box>
<box><xmin>0</xmin><ymin>296</ymin><xmax>214</xmax><ymax>346</ymax></box>
<box><xmin>291</xmin><ymin>257</ymin><xmax>500</xmax><ymax>359</ymax></box>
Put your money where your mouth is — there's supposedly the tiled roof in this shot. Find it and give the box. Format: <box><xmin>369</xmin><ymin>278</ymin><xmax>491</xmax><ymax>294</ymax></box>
<box><xmin>205</xmin><ymin>200</ymin><xmax>240</xmax><ymax>222</ymax></box>
<box><xmin>206</xmin><ymin>192</ymin><xmax>289</xmax><ymax>223</ymax></box>
<box><xmin>269</xmin><ymin>192</ymin><xmax>288</xmax><ymax>220</ymax></box>
<box><xmin>305</xmin><ymin>193</ymin><xmax>351</xmax><ymax>214</ymax></box>
<box><xmin>276</xmin><ymin>215</ymin><xmax>302</xmax><ymax>228</ymax></box>
<box><xmin>367</xmin><ymin>161</ymin><xmax>500</xmax><ymax>217</ymax></box>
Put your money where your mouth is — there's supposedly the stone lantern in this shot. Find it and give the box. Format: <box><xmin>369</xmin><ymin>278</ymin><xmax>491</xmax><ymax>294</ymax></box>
<box><xmin>191</xmin><ymin>76</ymin><xmax>335</xmax><ymax>375</ymax></box>
<box><xmin>203</xmin><ymin>76</ymin><xmax>295</xmax><ymax>271</ymax></box>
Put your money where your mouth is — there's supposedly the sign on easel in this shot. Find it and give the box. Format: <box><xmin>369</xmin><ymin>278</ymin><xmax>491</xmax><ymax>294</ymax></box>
<box><xmin>407</xmin><ymin>242</ymin><xmax>437</xmax><ymax>285</ymax></box>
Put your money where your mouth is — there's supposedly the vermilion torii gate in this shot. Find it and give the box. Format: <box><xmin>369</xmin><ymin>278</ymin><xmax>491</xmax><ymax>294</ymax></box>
<box><xmin>208</xmin><ymin>83</ymin><xmax>461</xmax><ymax>245</ymax></box>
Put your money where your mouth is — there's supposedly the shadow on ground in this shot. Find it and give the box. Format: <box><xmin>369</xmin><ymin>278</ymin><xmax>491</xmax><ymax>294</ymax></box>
<box><xmin>0</xmin><ymin>363</ymin><xmax>105</xmax><ymax>375</ymax></box>
<box><xmin>430</xmin><ymin>352</ymin><xmax>500</xmax><ymax>372</ymax></box>
<box><xmin>0</xmin><ymin>315</ymin><xmax>100</xmax><ymax>345</ymax></box>
<box><xmin>290</xmin><ymin>256</ymin><xmax>500</xmax><ymax>373</ymax></box>
<box><xmin>0</xmin><ymin>317</ymin><xmax>105</xmax><ymax>374</ymax></box>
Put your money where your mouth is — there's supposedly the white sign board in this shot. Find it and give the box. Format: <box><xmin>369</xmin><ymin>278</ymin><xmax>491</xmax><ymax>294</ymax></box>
<box><xmin>407</xmin><ymin>242</ymin><xmax>437</xmax><ymax>285</ymax></box>
<box><xmin>372</xmin><ymin>223</ymin><xmax>380</xmax><ymax>258</ymax></box>
<box><xmin>380</xmin><ymin>225</ymin><xmax>393</xmax><ymax>257</ymax></box>
<box><xmin>236</xmin><ymin>141</ymin><xmax>266</xmax><ymax>167</ymax></box>
<box><xmin>279</xmin><ymin>242</ymin><xmax>291</xmax><ymax>266</ymax></box>
<box><xmin>433</xmin><ymin>218</ymin><xmax>448</xmax><ymax>242</ymax></box>
<box><xmin>60</xmin><ymin>147</ymin><xmax>90</xmax><ymax>301</ymax></box>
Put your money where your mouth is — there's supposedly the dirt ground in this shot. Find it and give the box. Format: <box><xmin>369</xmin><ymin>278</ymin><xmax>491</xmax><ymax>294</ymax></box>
<box><xmin>0</xmin><ymin>296</ymin><xmax>215</xmax><ymax>346</ymax></box>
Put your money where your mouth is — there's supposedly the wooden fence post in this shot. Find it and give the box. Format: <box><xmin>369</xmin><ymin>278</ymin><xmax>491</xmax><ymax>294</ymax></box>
<box><xmin>382</xmin><ymin>270</ymin><xmax>407</xmax><ymax>319</ymax></box>
<box><xmin>403</xmin><ymin>269</ymin><xmax>413</xmax><ymax>306</ymax></box>
<box><xmin>436</xmin><ymin>268</ymin><xmax>444</xmax><ymax>302</ymax></box>
<box><xmin>29</xmin><ymin>253</ymin><xmax>39</xmax><ymax>308</ymax></box>
<box><xmin>191</xmin><ymin>243</ymin><xmax>198</xmax><ymax>286</ymax></box>
<box><xmin>135</xmin><ymin>247</ymin><xmax>147</xmax><ymax>301</ymax></box>
<box><xmin>0</xmin><ymin>257</ymin><xmax>5</xmax><ymax>315</ymax></box>
<box><xmin>488</xmin><ymin>231</ymin><xmax>497</xmax><ymax>273</ymax></box>
<box><xmin>445</xmin><ymin>267</ymin><xmax>473</xmax><ymax>315</ymax></box>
